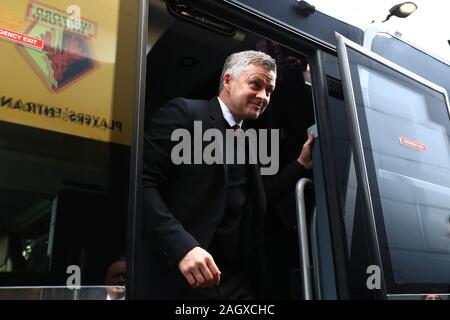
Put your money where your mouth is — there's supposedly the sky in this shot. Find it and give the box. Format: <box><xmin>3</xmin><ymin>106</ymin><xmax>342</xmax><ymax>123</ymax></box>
<box><xmin>310</xmin><ymin>0</ymin><xmax>450</xmax><ymax>62</ymax></box>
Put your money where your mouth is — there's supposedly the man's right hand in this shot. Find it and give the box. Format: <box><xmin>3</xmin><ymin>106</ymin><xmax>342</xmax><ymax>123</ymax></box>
<box><xmin>177</xmin><ymin>246</ymin><xmax>221</xmax><ymax>288</ymax></box>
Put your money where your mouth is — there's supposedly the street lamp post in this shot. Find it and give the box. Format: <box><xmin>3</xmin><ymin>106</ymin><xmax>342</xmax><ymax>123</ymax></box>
<box><xmin>364</xmin><ymin>2</ymin><xmax>418</xmax><ymax>50</ymax></box>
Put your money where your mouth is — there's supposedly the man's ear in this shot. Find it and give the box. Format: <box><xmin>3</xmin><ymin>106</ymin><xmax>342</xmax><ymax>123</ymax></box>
<box><xmin>223</xmin><ymin>73</ymin><xmax>232</xmax><ymax>90</ymax></box>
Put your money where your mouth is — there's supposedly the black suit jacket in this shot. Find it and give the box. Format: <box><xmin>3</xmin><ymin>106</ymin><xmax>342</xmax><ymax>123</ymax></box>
<box><xmin>142</xmin><ymin>97</ymin><xmax>306</xmax><ymax>299</ymax></box>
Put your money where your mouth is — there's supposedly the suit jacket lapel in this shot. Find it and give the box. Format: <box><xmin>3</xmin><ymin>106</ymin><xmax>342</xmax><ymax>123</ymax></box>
<box><xmin>208</xmin><ymin>97</ymin><xmax>227</xmax><ymax>178</ymax></box>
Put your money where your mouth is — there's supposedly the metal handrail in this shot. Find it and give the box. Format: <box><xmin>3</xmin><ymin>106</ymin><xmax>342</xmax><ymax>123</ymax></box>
<box><xmin>295</xmin><ymin>178</ymin><xmax>314</xmax><ymax>300</ymax></box>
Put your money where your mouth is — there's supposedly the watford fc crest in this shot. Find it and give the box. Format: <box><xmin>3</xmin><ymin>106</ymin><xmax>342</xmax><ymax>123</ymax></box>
<box><xmin>18</xmin><ymin>2</ymin><xmax>97</xmax><ymax>92</ymax></box>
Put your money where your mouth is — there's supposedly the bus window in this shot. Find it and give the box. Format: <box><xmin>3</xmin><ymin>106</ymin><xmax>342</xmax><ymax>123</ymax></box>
<box><xmin>0</xmin><ymin>0</ymin><xmax>143</xmax><ymax>299</ymax></box>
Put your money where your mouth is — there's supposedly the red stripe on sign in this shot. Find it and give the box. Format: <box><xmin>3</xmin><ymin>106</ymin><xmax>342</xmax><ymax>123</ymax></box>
<box><xmin>0</xmin><ymin>26</ymin><xmax>44</xmax><ymax>50</ymax></box>
<box><xmin>399</xmin><ymin>137</ymin><xmax>427</xmax><ymax>152</ymax></box>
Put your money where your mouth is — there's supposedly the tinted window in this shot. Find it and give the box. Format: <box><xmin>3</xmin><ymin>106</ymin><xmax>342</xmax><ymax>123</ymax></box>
<box><xmin>345</xmin><ymin>45</ymin><xmax>450</xmax><ymax>294</ymax></box>
<box><xmin>0</xmin><ymin>0</ymin><xmax>141</xmax><ymax>298</ymax></box>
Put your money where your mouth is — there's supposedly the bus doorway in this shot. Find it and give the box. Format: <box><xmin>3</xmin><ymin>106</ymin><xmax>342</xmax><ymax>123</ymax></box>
<box><xmin>141</xmin><ymin>0</ymin><xmax>318</xmax><ymax>300</ymax></box>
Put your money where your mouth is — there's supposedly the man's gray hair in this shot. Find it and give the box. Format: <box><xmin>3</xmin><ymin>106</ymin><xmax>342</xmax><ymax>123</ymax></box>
<box><xmin>218</xmin><ymin>50</ymin><xmax>276</xmax><ymax>93</ymax></box>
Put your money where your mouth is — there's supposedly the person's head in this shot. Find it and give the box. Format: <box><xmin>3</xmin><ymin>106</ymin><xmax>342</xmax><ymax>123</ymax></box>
<box><xmin>423</xmin><ymin>293</ymin><xmax>442</xmax><ymax>300</ymax></box>
<box><xmin>104</xmin><ymin>257</ymin><xmax>126</xmax><ymax>300</ymax></box>
<box><xmin>218</xmin><ymin>50</ymin><xmax>276</xmax><ymax>122</ymax></box>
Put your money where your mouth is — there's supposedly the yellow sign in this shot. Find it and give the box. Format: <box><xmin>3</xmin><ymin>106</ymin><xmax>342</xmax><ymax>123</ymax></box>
<box><xmin>0</xmin><ymin>0</ymin><xmax>137</xmax><ymax>145</ymax></box>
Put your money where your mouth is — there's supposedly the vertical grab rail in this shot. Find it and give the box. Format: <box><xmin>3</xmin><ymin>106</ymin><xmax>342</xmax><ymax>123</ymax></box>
<box><xmin>295</xmin><ymin>178</ymin><xmax>314</xmax><ymax>300</ymax></box>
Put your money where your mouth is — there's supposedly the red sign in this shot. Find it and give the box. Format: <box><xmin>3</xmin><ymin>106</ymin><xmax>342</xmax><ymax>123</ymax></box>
<box><xmin>399</xmin><ymin>137</ymin><xmax>427</xmax><ymax>152</ymax></box>
<box><xmin>0</xmin><ymin>26</ymin><xmax>44</xmax><ymax>50</ymax></box>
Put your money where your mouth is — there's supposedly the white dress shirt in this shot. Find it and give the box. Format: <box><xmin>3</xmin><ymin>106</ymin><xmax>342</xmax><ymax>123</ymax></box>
<box><xmin>217</xmin><ymin>97</ymin><xmax>243</xmax><ymax>128</ymax></box>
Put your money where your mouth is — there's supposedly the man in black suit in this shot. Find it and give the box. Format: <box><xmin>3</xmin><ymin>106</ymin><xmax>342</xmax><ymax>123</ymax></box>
<box><xmin>142</xmin><ymin>50</ymin><xmax>313</xmax><ymax>299</ymax></box>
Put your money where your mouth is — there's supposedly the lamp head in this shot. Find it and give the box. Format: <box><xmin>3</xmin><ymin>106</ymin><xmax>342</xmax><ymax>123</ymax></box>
<box><xmin>383</xmin><ymin>2</ymin><xmax>417</xmax><ymax>22</ymax></box>
<box><xmin>295</xmin><ymin>0</ymin><xmax>316</xmax><ymax>16</ymax></box>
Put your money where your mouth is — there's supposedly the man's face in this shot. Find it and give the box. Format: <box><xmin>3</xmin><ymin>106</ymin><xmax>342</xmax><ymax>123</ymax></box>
<box><xmin>105</xmin><ymin>260</ymin><xmax>126</xmax><ymax>286</ymax></box>
<box><xmin>424</xmin><ymin>294</ymin><xmax>441</xmax><ymax>300</ymax></box>
<box><xmin>225</xmin><ymin>64</ymin><xmax>276</xmax><ymax>121</ymax></box>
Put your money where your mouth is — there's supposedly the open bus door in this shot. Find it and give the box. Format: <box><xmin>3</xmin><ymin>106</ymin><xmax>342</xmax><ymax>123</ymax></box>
<box><xmin>336</xmin><ymin>33</ymin><xmax>450</xmax><ymax>300</ymax></box>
